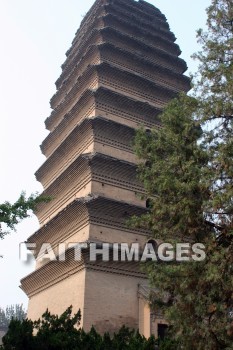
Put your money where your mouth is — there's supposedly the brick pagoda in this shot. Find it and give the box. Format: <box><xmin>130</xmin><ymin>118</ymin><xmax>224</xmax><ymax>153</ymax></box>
<box><xmin>21</xmin><ymin>0</ymin><xmax>190</xmax><ymax>337</ymax></box>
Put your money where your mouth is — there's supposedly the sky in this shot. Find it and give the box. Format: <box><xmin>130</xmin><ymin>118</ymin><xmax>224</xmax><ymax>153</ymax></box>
<box><xmin>0</xmin><ymin>0</ymin><xmax>210</xmax><ymax>310</ymax></box>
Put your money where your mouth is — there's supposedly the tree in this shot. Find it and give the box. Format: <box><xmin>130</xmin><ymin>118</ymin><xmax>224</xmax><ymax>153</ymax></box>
<box><xmin>0</xmin><ymin>192</ymin><xmax>50</xmax><ymax>239</ymax></box>
<box><xmin>0</xmin><ymin>304</ymin><xmax>27</xmax><ymax>328</ymax></box>
<box><xmin>133</xmin><ymin>0</ymin><xmax>233</xmax><ymax>348</ymax></box>
<box><xmin>1</xmin><ymin>306</ymin><xmax>159</xmax><ymax>349</ymax></box>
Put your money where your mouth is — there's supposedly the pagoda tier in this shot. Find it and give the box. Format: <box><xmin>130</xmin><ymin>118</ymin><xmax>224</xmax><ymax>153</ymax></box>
<box><xmin>62</xmin><ymin>0</ymin><xmax>176</xmax><ymax>77</ymax></box>
<box><xmin>27</xmin><ymin>196</ymin><xmax>149</xmax><ymax>259</ymax></box>
<box><xmin>21</xmin><ymin>246</ymin><xmax>147</xmax><ymax>331</ymax></box>
<box><xmin>35</xmin><ymin>153</ymin><xmax>144</xmax><ymax>225</ymax></box>
<box><xmin>43</xmin><ymin>87</ymin><xmax>162</xmax><ymax>157</ymax></box>
<box><xmin>99</xmin><ymin>13</ymin><xmax>181</xmax><ymax>54</ymax></box>
<box><xmin>21</xmin><ymin>246</ymin><xmax>146</xmax><ymax>299</ymax></box>
<box><xmin>68</xmin><ymin>11</ymin><xmax>180</xmax><ymax>63</ymax></box>
<box><xmin>55</xmin><ymin>27</ymin><xmax>186</xmax><ymax>97</ymax></box>
<box><xmin>61</xmin><ymin>24</ymin><xmax>182</xmax><ymax>80</ymax></box>
<box><xmin>65</xmin><ymin>14</ymin><xmax>176</xmax><ymax>74</ymax></box>
<box><xmin>51</xmin><ymin>43</ymin><xmax>190</xmax><ymax>111</ymax></box>
<box><xmin>46</xmin><ymin>62</ymin><xmax>177</xmax><ymax>131</ymax></box>
<box><xmin>38</xmin><ymin>117</ymin><xmax>136</xmax><ymax>186</ymax></box>
<box><xmin>22</xmin><ymin>0</ymin><xmax>190</xmax><ymax>337</ymax></box>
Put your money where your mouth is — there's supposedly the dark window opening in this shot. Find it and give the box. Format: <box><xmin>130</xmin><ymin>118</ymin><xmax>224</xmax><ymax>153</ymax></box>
<box><xmin>146</xmin><ymin>198</ymin><xmax>153</xmax><ymax>208</ymax></box>
<box><xmin>158</xmin><ymin>323</ymin><xmax>168</xmax><ymax>340</ymax></box>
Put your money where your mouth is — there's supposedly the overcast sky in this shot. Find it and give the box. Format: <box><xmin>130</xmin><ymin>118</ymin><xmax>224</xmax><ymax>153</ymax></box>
<box><xmin>0</xmin><ymin>0</ymin><xmax>210</xmax><ymax>310</ymax></box>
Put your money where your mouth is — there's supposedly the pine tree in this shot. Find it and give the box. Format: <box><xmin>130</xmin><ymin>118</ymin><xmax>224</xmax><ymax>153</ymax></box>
<box><xmin>134</xmin><ymin>0</ymin><xmax>233</xmax><ymax>348</ymax></box>
<box><xmin>1</xmin><ymin>306</ymin><xmax>158</xmax><ymax>349</ymax></box>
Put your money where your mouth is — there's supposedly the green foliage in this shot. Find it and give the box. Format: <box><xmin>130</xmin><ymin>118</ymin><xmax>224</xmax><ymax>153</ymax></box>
<box><xmin>33</xmin><ymin>306</ymin><xmax>82</xmax><ymax>350</ymax></box>
<box><xmin>0</xmin><ymin>304</ymin><xmax>27</xmax><ymax>327</ymax></box>
<box><xmin>192</xmin><ymin>0</ymin><xmax>233</xmax><ymax>119</ymax></box>
<box><xmin>158</xmin><ymin>337</ymin><xmax>179</xmax><ymax>350</ymax></box>
<box><xmin>133</xmin><ymin>0</ymin><xmax>233</xmax><ymax>348</ymax></box>
<box><xmin>134</xmin><ymin>94</ymin><xmax>208</xmax><ymax>242</ymax></box>
<box><xmin>0</xmin><ymin>192</ymin><xmax>51</xmax><ymax>239</ymax></box>
<box><xmin>0</xmin><ymin>306</ymin><xmax>157</xmax><ymax>350</ymax></box>
<box><xmin>2</xmin><ymin>319</ymin><xmax>34</xmax><ymax>350</ymax></box>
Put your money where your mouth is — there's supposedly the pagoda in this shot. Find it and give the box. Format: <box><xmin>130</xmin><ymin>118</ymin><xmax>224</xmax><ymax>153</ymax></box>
<box><xmin>21</xmin><ymin>0</ymin><xmax>190</xmax><ymax>338</ymax></box>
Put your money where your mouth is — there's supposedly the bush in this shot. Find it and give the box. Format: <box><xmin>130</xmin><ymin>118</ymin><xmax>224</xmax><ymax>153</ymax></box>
<box><xmin>0</xmin><ymin>306</ymin><xmax>159</xmax><ymax>350</ymax></box>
